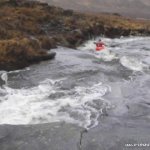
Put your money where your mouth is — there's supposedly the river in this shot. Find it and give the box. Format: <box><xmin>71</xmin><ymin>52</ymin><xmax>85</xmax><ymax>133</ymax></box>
<box><xmin>0</xmin><ymin>36</ymin><xmax>150</xmax><ymax>149</ymax></box>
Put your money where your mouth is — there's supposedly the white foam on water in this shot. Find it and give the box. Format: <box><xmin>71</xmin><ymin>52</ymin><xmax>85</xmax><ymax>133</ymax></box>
<box><xmin>8</xmin><ymin>67</ymin><xmax>30</xmax><ymax>73</ymax></box>
<box><xmin>0</xmin><ymin>78</ymin><xmax>111</xmax><ymax>129</ymax></box>
<box><xmin>79</xmin><ymin>37</ymin><xmax>112</xmax><ymax>51</ymax></box>
<box><xmin>120</xmin><ymin>56</ymin><xmax>148</xmax><ymax>71</ymax></box>
<box><xmin>94</xmin><ymin>49</ymin><xmax>118</xmax><ymax>62</ymax></box>
<box><xmin>0</xmin><ymin>68</ymin><xmax>30</xmax><ymax>86</ymax></box>
<box><xmin>78</xmin><ymin>38</ymin><xmax>98</xmax><ymax>51</ymax></box>
<box><xmin>1</xmin><ymin>72</ymin><xmax>8</xmax><ymax>85</ymax></box>
<box><xmin>111</xmin><ymin>36</ymin><xmax>150</xmax><ymax>44</ymax></box>
<box><xmin>0</xmin><ymin>71</ymin><xmax>8</xmax><ymax>85</ymax></box>
<box><xmin>79</xmin><ymin>38</ymin><xmax>118</xmax><ymax>62</ymax></box>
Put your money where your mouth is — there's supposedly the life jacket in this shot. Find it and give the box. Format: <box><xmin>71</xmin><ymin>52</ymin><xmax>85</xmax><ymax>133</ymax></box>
<box><xmin>96</xmin><ymin>42</ymin><xmax>105</xmax><ymax>51</ymax></box>
<box><xmin>96</xmin><ymin>42</ymin><xmax>104</xmax><ymax>47</ymax></box>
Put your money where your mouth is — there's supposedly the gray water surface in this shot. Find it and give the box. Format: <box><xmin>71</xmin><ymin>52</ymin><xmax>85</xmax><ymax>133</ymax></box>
<box><xmin>0</xmin><ymin>36</ymin><xmax>150</xmax><ymax>150</ymax></box>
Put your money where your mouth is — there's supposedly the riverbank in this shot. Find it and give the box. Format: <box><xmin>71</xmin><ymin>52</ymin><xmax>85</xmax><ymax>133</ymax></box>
<box><xmin>0</xmin><ymin>0</ymin><xmax>150</xmax><ymax>70</ymax></box>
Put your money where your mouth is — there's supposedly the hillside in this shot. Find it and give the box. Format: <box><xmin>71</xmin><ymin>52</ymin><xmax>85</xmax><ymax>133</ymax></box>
<box><xmin>38</xmin><ymin>0</ymin><xmax>150</xmax><ymax>19</ymax></box>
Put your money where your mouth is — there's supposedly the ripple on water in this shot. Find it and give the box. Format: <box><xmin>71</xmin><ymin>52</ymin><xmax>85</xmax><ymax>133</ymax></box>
<box><xmin>0</xmin><ymin>36</ymin><xmax>150</xmax><ymax>129</ymax></box>
<box><xmin>0</xmin><ymin>78</ymin><xmax>111</xmax><ymax>129</ymax></box>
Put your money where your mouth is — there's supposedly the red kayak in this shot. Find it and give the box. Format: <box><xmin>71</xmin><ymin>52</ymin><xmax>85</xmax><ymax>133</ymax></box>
<box><xmin>96</xmin><ymin>45</ymin><xmax>105</xmax><ymax>51</ymax></box>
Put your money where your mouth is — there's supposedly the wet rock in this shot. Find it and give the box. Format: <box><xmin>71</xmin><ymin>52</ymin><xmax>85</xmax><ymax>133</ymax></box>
<box><xmin>0</xmin><ymin>123</ymin><xmax>83</xmax><ymax>150</ymax></box>
<box><xmin>82</xmin><ymin>117</ymin><xmax>150</xmax><ymax>150</ymax></box>
<box><xmin>29</xmin><ymin>51</ymin><xmax>56</xmax><ymax>62</ymax></box>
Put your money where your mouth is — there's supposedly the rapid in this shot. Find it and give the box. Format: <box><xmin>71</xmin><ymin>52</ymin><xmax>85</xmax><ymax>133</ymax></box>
<box><xmin>0</xmin><ymin>36</ymin><xmax>150</xmax><ymax>129</ymax></box>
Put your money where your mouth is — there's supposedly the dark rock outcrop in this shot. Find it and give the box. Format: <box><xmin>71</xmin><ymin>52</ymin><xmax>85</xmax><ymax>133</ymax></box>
<box><xmin>0</xmin><ymin>38</ymin><xmax>56</xmax><ymax>70</ymax></box>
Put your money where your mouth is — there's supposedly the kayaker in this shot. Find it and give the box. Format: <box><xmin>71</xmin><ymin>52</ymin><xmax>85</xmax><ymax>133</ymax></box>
<box><xmin>94</xmin><ymin>39</ymin><xmax>105</xmax><ymax>51</ymax></box>
<box><xmin>95</xmin><ymin>39</ymin><xmax>105</xmax><ymax>47</ymax></box>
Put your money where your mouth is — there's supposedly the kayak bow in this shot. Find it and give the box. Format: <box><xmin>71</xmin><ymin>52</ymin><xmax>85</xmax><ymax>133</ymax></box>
<box><xmin>96</xmin><ymin>45</ymin><xmax>105</xmax><ymax>51</ymax></box>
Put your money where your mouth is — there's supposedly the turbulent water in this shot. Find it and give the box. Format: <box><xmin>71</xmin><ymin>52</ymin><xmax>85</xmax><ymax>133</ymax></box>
<box><xmin>0</xmin><ymin>36</ymin><xmax>150</xmax><ymax>129</ymax></box>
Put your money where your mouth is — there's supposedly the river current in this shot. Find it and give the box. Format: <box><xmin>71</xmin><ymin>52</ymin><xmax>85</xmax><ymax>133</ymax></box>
<box><xmin>0</xmin><ymin>36</ymin><xmax>150</xmax><ymax>129</ymax></box>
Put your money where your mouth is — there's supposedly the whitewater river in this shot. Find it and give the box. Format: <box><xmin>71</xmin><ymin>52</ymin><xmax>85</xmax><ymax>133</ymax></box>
<box><xmin>0</xmin><ymin>36</ymin><xmax>150</xmax><ymax>150</ymax></box>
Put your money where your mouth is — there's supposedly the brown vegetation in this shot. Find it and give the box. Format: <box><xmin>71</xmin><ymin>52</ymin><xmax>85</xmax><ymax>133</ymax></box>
<box><xmin>0</xmin><ymin>38</ymin><xmax>56</xmax><ymax>70</ymax></box>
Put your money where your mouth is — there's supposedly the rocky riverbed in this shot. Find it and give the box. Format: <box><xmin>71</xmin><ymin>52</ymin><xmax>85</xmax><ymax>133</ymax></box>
<box><xmin>0</xmin><ymin>0</ymin><xmax>150</xmax><ymax>70</ymax></box>
<box><xmin>1</xmin><ymin>118</ymin><xmax>150</xmax><ymax>150</ymax></box>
